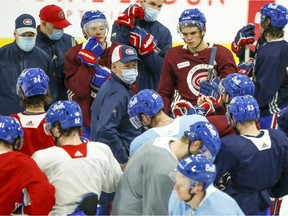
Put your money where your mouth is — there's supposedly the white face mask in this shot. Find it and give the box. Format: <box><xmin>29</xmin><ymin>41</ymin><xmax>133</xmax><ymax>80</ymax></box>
<box><xmin>121</xmin><ymin>68</ymin><xmax>138</xmax><ymax>84</ymax></box>
<box><xmin>17</xmin><ymin>36</ymin><xmax>36</xmax><ymax>52</ymax></box>
<box><xmin>144</xmin><ymin>7</ymin><xmax>159</xmax><ymax>22</ymax></box>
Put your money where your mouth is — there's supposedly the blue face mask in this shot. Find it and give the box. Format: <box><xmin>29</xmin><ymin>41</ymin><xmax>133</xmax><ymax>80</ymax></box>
<box><xmin>48</xmin><ymin>29</ymin><xmax>64</xmax><ymax>40</ymax></box>
<box><xmin>17</xmin><ymin>36</ymin><xmax>36</xmax><ymax>52</ymax></box>
<box><xmin>144</xmin><ymin>7</ymin><xmax>159</xmax><ymax>22</ymax></box>
<box><xmin>121</xmin><ymin>68</ymin><xmax>138</xmax><ymax>85</ymax></box>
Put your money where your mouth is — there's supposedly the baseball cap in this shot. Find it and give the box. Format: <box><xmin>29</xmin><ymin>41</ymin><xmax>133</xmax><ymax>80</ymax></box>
<box><xmin>112</xmin><ymin>45</ymin><xmax>140</xmax><ymax>63</ymax></box>
<box><xmin>39</xmin><ymin>4</ymin><xmax>71</xmax><ymax>29</ymax></box>
<box><xmin>15</xmin><ymin>14</ymin><xmax>37</xmax><ymax>35</ymax></box>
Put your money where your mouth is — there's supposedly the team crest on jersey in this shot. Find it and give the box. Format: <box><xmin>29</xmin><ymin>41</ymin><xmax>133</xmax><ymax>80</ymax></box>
<box><xmin>186</xmin><ymin>63</ymin><xmax>216</xmax><ymax>96</ymax></box>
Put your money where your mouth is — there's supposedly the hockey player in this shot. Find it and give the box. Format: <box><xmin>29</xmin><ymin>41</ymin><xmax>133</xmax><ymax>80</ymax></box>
<box><xmin>32</xmin><ymin>100</ymin><xmax>122</xmax><ymax>215</ymax></box>
<box><xmin>158</xmin><ymin>8</ymin><xmax>237</xmax><ymax>115</ymax></box>
<box><xmin>64</xmin><ymin>10</ymin><xmax>118</xmax><ymax>138</ymax></box>
<box><xmin>111</xmin><ymin>121</ymin><xmax>221</xmax><ymax>215</ymax></box>
<box><xmin>111</xmin><ymin>0</ymin><xmax>172</xmax><ymax>91</ymax></box>
<box><xmin>0</xmin><ymin>116</ymin><xmax>55</xmax><ymax>214</ymax></box>
<box><xmin>214</xmin><ymin>95</ymin><xmax>288</xmax><ymax>215</ymax></box>
<box><xmin>232</xmin><ymin>3</ymin><xmax>288</xmax><ymax>129</ymax></box>
<box><xmin>10</xmin><ymin>68</ymin><xmax>54</xmax><ymax>156</ymax></box>
<box><xmin>169</xmin><ymin>155</ymin><xmax>244</xmax><ymax>215</ymax></box>
<box><xmin>128</xmin><ymin>89</ymin><xmax>208</xmax><ymax>156</ymax></box>
<box><xmin>174</xmin><ymin>73</ymin><xmax>255</xmax><ymax>137</ymax></box>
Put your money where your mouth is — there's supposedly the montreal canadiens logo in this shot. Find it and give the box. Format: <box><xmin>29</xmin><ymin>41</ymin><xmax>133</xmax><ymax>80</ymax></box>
<box><xmin>23</xmin><ymin>19</ymin><xmax>33</xmax><ymax>25</ymax></box>
<box><xmin>125</xmin><ymin>48</ymin><xmax>135</xmax><ymax>55</ymax></box>
<box><xmin>58</xmin><ymin>11</ymin><xmax>65</xmax><ymax>18</ymax></box>
<box><xmin>186</xmin><ymin>64</ymin><xmax>215</xmax><ymax>96</ymax></box>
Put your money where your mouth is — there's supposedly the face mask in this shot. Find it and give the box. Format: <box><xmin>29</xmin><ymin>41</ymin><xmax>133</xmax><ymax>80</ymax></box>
<box><xmin>48</xmin><ymin>29</ymin><xmax>64</xmax><ymax>40</ymax></box>
<box><xmin>121</xmin><ymin>68</ymin><xmax>138</xmax><ymax>85</ymax></box>
<box><xmin>144</xmin><ymin>7</ymin><xmax>159</xmax><ymax>22</ymax></box>
<box><xmin>17</xmin><ymin>36</ymin><xmax>36</xmax><ymax>52</ymax></box>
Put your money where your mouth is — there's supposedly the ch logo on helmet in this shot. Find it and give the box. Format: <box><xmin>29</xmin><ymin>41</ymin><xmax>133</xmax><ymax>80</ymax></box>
<box><xmin>205</xmin><ymin>164</ymin><xmax>216</xmax><ymax>172</ymax></box>
<box><xmin>206</xmin><ymin>124</ymin><xmax>217</xmax><ymax>137</ymax></box>
<box><xmin>129</xmin><ymin>97</ymin><xmax>138</xmax><ymax>107</ymax></box>
<box><xmin>231</xmin><ymin>76</ymin><xmax>241</xmax><ymax>85</ymax></box>
<box><xmin>52</xmin><ymin>103</ymin><xmax>65</xmax><ymax>111</ymax></box>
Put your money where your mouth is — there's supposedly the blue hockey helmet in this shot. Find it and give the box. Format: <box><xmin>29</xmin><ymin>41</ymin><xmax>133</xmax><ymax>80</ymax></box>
<box><xmin>0</xmin><ymin>116</ymin><xmax>24</xmax><ymax>149</ymax></box>
<box><xmin>277</xmin><ymin>106</ymin><xmax>288</xmax><ymax>136</ymax></box>
<box><xmin>218</xmin><ymin>73</ymin><xmax>255</xmax><ymax>102</ymax></box>
<box><xmin>228</xmin><ymin>95</ymin><xmax>260</xmax><ymax>123</ymax></box>
<box><xmin>184</xmin><ymin>121</ymin><xmax>220</xmax><ymax>161</ymax></box>
<box><xmin>177</xmin><ymin>155</ymin><xmax>216</xmax><ymax>190</ymax></box>
<box><xmin>46</xmin><ymin>100</ymin><xmax>83</xmax><ymax>130</ymax></box>
<box><xmin>16</xmin><ymin>68</ymin><xmax>49</xmax><ymax>97</ymax></box>
<box><xmin>260</xmin><ymin>3</ymin><xmax>288</xmax><ymax>28</ymax></box>
<box><xmin>178</xmin><ymin>8</ymin><xmax>206</xmax><ymax>32</ymax></box>
<box><xmin>81</xmin><ymin>10</ymin><xmax>109</xmax><ymax>31</ymax></box>
<box><xmin>128</xmin><ymin>89</ymin><xmax>164</xmax><ymax>129</ymax></box>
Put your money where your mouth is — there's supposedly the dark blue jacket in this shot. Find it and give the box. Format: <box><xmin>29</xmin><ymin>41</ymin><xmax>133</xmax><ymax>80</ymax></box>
<box><xmin>111</xmin><ymin>19</ymin><xmax>172</xmax><ymax>91</ymax></box>
<box><xmin>36</xmin><ymin>27</ymin><xmax>76</xmax><ymax>101</ymax></box>
<box><xmin>0</xmin><ymin>41</ymin><xmax>50</xmax><ymax>115</ymax></box>
<box><xmin>90</xmin><ymin>73</ymin><xmax>141</xmax><ymax>163</ymax></box>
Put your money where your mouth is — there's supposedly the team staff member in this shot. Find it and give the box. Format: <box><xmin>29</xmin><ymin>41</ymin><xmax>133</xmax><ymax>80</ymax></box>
<box><xmin>158</xmin><ymin>8</ymin><xmax>237</xmax><ymax>115</ymax></box>
<box><xmin>111</xmin><ymin>0</ymin><xmax>172</xmax><ymax>91</ymax></box>
<box><xmin>0</xmin><ymin>13</ymin><xmax>50</xmax><ymax>115</ymax></box>
<box><xmin>64</xmin><ymin>10</ymin><xmax>118</xmax><ymax>138</ymax></box>
<box><xmin>0</xmin><ymin>116</ymin><xmax>55</xmax><ymax>214</ymax></box>
<box><xmin>37</xmin><ymin>4</ymin><xmax>76</xmax><ymax>101</ymax></box>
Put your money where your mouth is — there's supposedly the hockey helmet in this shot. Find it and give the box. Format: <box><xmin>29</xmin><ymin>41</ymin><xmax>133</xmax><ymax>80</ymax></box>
<box><xmin>218</xmin><ymin>73</ymin><xmax>255</xmax><ymax>102</ymax></box>
<box><xmin>177</xmin><ymin>155</ymin><xmax>216</xmax><ymax>190</ymax></box>
<box><xmin>184</xmin><ymin>121</ymin><xmax>220</xmax><ymax>162</ymax></box>
<box><xmin>81</xmin><ymin>10</ymin><xmax>109</xmax><ymax>32</ymax></box>
<box><xmin>260</xmin><ymin>3</ymin><xmax>288</xmax><ymax>28</ymax></box>
<box><xmin>128</xmin><ymin>89</ymin><xmax>164</xmax><ymax>129</ymax></box>
<box><xmin>0</xmin><ymin>116</ymin><xmax>24</xmax><ymax>149</ymax></box>
<box><xmin>46</xmin><ymin>100</ymin><xmax>83</xmax><ymax>130</ymax></box>
<box><xmin>178</xmin><ymin>8</ymin><xmax>206</xmax><ymax>32</ymax></box>
<box><xmin>16</xmin><ymin>68</ymin><xmax>49</xmax><ymax>97</ymax></box>
<box><xmin>228</xmin><ymin>95</ymin><xmax>260</xmax><ymax>123</ymax></box>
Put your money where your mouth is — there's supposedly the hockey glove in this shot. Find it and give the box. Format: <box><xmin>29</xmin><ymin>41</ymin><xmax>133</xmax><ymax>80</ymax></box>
<box><xmin>90</xmin><ymin>66</ymin><xmax>111</xmax><ymax>98</ymax></box>
<box><xmin>172</xmin><ymin>100</ymin><xmax>196</xmax><ymax>118</ymax></box>
<box><xmin>198</xmin><ymin>77</ymin><xmax>221</xmax><ymax>106</ymax></box>
<box><xmin>231</xmin><ymin>24</ymin><xmax>255</xmax><ymax>54</ymax></box>
<box><xmin>237</xmin><ymin>58</ymin><xmax>255</xmax><ymax>77</ymax></box>
<box><xmin>129</xmin><ymin>26</ymin><xmax>156</xmax><ymax>55</ymax></box>
<box><xmin>77</xmin><ymin>36</ymin><xmax>104</xmax><ymax>67</ymax></box>
<box><xmin>116</xmin><ymin>4</ymin><xmax>145</xmax><ymax>29</ymax></box>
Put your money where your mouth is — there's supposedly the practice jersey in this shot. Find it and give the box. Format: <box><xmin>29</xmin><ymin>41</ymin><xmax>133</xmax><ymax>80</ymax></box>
<box><xmin>112</xmin><ymin>137</ymin><xmax>178</xmax><ymax>215</ymax></box>
<box><xmin>32</xmin><ymin>141</ymin><xmax>122</xmax><ymax>215</ymax></box>
<box><xmin>158</xmin><ymin>43</ymin><xmax>237</xmax><ymax>114</ymax></box>
<box><xmin>253</xmin><ymin>38</ymin><xmax>288</xmax><ymax>116</ymax></box>
<box><xmin>214</xmin><ymin>129</ymin><xmax>288</xmax><ymax>215</ymax></box>
<box><xmin>11</xmin><ymin>112</ymin><xmax>54</xmax><ymax>156</ymax></box>
<box><xmin>130</xmin><ymin>114</ymin><xmax>208</xmax><ymax>156</ymax></box>
<box><xmin>169</xmin><ymin>185</ymin><xmax>244</xmax><ymax>216</ymax></box>
<box><xmin>0</xmin><ymin>151</ymin><xmax>55</xmax><ymax>215</ymax></box>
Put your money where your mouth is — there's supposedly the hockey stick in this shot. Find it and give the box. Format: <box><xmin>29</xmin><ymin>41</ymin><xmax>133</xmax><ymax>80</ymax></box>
<box><xmin>272</xmin><ymin>198</ymin><xmax>279</xmax><ymax>216</ymax></box>
<box><xmin>244</xmin><ymin>44</ymin><xmax>250</xmax><ymax>62</ymax></box>
<box><xmin>206</xmin><ymin>46</ymin><xmax>217</xmax><ymax>82</ymax></box>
